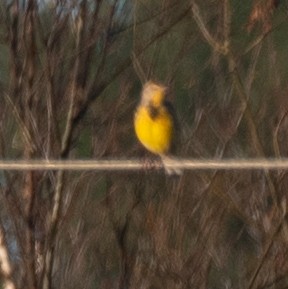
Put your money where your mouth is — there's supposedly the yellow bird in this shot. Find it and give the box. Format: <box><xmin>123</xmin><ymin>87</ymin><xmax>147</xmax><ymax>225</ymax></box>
<box><xmin>134</xmin><ymin>81</ymin><xmax>178</xmax><ymax>173</ymax></box>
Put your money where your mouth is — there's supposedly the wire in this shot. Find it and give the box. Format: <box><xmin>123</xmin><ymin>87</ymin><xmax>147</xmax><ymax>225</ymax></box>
<box><xmin>0</xmin><ymin>158</ymin><xmax>288</xmax><ymax>171</ymax></box>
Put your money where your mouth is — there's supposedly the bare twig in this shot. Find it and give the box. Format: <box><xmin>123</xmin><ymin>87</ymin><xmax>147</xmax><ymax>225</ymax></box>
<box><xmin>42</xmin><ymin>2</ymin><xmax>88</xmax><ymax>289</ymax></box>
<box><xmin>191</xmin><ymin>1</ymin><xmax>227</xmax><ymax>54</ymax></box>
<box><xmin>273</xmin><ymin>111</ymin><xmax>288</xmax><ymax>158</ymax></box>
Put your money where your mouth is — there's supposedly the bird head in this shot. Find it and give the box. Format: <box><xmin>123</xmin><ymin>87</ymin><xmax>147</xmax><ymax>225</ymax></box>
<box><xmin>141</xmin><ymin>81</ymin><xmax>167</xmax><ymax>107</ymax></box>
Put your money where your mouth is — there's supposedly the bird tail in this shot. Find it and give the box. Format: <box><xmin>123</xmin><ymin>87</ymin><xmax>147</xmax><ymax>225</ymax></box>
<box><xmin>160</xmin><ymin>155</ymin><xmax>183</xmax><ymax>175</ymax></box>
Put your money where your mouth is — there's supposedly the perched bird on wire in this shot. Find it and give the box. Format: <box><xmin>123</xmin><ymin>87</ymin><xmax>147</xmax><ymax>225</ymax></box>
<box><xmin>134</xmin><ymin>81</ymin><xmax>180</xmax><ymax>174</ymax></box>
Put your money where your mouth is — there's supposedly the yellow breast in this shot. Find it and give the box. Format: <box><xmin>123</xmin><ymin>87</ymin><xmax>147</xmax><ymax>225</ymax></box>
<box><xmin>134</xmin><ymin>105</ymin><xmax>173</xmax><ymax>155</ymax></box>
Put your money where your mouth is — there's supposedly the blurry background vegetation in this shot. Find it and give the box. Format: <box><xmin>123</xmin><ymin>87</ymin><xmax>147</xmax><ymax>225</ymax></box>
<box><xmin>1</xmin><ymin>0</ymin><xmax>288</xmax><ymax>288</ymax></box>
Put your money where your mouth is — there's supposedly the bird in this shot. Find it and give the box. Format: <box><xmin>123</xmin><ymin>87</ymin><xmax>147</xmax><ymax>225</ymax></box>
<box><xmin>134</xmin><ymin>81</ymin><xmax>180</xmax><ymax>174</ymax></box>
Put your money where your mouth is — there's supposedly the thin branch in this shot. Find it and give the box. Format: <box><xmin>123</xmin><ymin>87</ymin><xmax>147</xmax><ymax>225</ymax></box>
<box><xmin>191</xmin><ymin>1</ymin><xmax>227</xmax><ymax>54</ymax></box>
<box><xmin>247</xmin><ymin>217</ymin><xmax>285</xmax><ymax>289</ymax></box>
<box><xmin>273</xmin><ymin>111</ymin><xmax>288</xmax><ymax>158</ymax></box>
<box><xmin>244</xmin><ymin>20</ymin><xmax>286</xmax><ymax>55</ymax></box>
<box><xmin>223</xmin><ymin>0</ymin><xmax>231</xmax><ymax>49</ymax></box>
<box><xmin>42</xmin><ymin>3</ymin><xmax>87</xmax><ymax>289</ymax></box>
<box><xmin>3</xmin><ymin>92</ymin><xmax>36</xmax><ymax>152</ymax></box>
